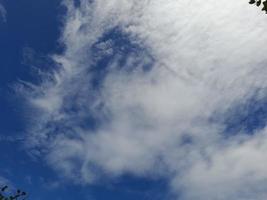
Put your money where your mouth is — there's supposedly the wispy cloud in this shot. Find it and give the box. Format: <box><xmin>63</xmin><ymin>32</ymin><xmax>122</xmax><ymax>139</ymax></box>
<box><xmin>0</xmin><ymin>3</ymin><xmax>6</xmax><ymax>22</ymax></box>
<box><xmin>0</xmin><ymin>177</ymin><xmax>9</xmax><ymax>186</ymax></box>
<box><xmin>20</xmin><ymin>0</ymin><xmax>267</xmax><ymax>199</ymax></box>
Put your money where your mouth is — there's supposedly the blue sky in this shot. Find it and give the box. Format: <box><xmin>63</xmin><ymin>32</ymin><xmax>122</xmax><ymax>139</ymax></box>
<box><xmin>1</xmin><ymin>1</ymin><xmax>267</xmax><ymax>200</ymax></box>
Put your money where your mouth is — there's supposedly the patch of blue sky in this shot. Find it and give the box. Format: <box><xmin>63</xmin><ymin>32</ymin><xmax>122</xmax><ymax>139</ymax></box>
<box><xmin>0</xmin><ymin>0</ymin><xmax>64</xmax><ymax>144</ymax></box>
<box><xmin>90</xmin><ymin>27</ymin><xmax>155</xmax><ymax>89</ymax></box>
<box><xmin>224</xmin><ymin>95</ymin><xmax>267</xmax><ymax>135</ymax></box>
<box><xmin>211</xmin><ymin>92</ymin><xmax>267</xmax><ymax>137</ymax></box>
<box><xmin>88</xmin><ymin>175</ymin><xmax>171</xmax><ymax>200</ymax></box>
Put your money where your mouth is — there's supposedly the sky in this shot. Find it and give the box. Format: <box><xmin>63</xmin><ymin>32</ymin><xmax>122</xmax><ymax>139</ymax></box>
<box><xmin>0</xmin><ymin>0</ymin><xmax>267</xmax><ymax>200</ymax></box>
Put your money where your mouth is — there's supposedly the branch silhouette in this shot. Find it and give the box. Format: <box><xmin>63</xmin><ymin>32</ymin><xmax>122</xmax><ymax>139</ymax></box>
<box><xmin>249</xmin><ymin>0</ymin><xmax>267</xmax><ymax>13</ymax></box>
<box><xmin>0</xmin><ymin>185</ymin><xmax>27</xmax><ymax>200</ymax></box>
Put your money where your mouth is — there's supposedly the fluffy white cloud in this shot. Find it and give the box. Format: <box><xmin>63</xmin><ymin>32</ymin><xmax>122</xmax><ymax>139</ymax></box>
<box><xmin>174</xmin><ymin>127</ymin><xmax>267</xmax><ymax>200</ymax></box>
<box><xmin>21</xmin><ymin>0</ymin><xmax>267</xmax><ymax>199</ymax></box>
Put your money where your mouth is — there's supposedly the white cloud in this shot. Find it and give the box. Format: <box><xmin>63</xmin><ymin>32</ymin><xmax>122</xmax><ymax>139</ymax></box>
<box><xmin>21</xmin><ymin>0</ymin><xmax>267</xmax><ymax>199</ymax></box>
<box><xmin>172</xmin><ymin>127</ymin><xmax>267</xmax><ymax>200</ymax></box>
<box><xmin>0</xmin><ymin>3</ymin><xmax>6</xmax><ymax>22</ymax></box>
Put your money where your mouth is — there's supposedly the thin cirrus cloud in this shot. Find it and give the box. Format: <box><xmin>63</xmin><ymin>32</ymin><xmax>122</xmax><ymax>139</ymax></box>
<box><xmin>0</xmin><ymin>3</ymin><xmax>6</xmax><ymax>22</ymax></box>
<box><xmin>20</xmin><ymin>0</ymin><xmax>267</xmax><ymax>199</ymax></box>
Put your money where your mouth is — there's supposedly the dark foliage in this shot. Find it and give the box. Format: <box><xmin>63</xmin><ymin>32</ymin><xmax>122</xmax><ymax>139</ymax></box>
<box><xmin>0</xmin><ymin>186</ymin><xmax>27</xmax><ymax>200</ymax></box>
<box><xmin>249</xmin><ymin>0</ymin><xmax>267</xmax><ymax>13</ymax></box>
